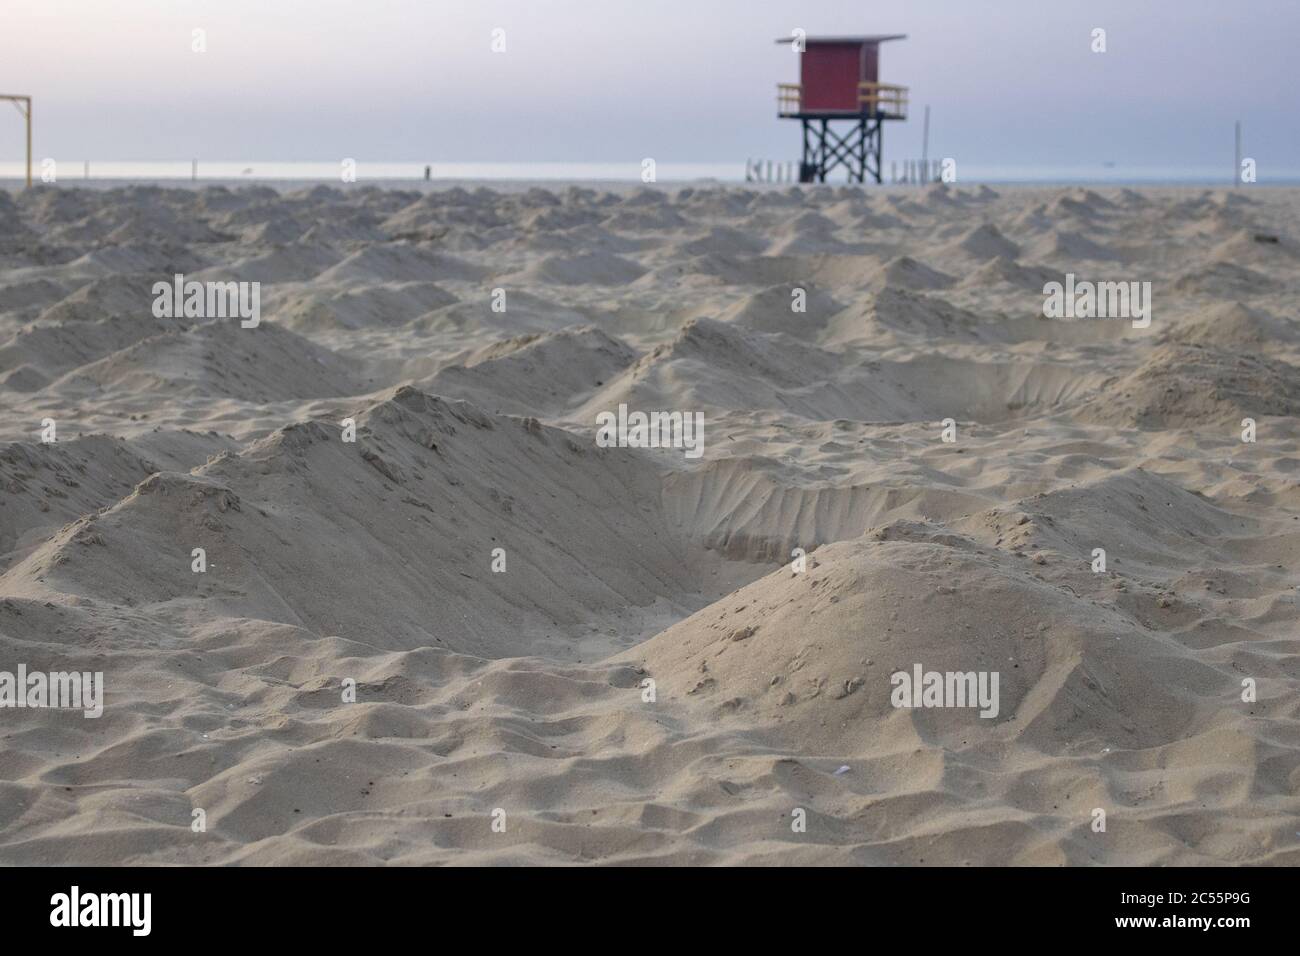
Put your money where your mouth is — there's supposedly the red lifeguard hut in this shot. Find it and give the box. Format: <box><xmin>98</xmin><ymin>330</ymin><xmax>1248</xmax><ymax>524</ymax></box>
<box><xmin>776</xmin><ymin>34</ymin><xmax>909</xmax><ymax>184</ymax></box>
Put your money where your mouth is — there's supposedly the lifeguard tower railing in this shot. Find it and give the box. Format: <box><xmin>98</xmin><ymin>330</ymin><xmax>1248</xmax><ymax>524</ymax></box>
<box><xmin>777</xmin><ymin>82</ymin><xmax>909</xmax><ymax>120</ymax></box>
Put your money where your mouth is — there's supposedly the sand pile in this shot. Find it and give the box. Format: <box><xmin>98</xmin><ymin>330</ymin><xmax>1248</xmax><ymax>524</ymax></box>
<box><xmin>48</xmin><ymin>318</ymin><xmax>364</xmax><ymax>402</ymax></box>
<box><xmin>1</xmin><ymin>183</ymin><xmax>1297</xmax><ymax>865</ymax></box>
<box><xmin>1160</xmin><ymin>302</ymin><xmax>1295</xmax><ymax>348</ymax></box>
<box><xmin>423</xmin><ymin>327</ymin><xmax>636</xmax><ymax>417</ymax></box>
<box><xmin>945</xmin><ymin>222</ymin><xmax>1021</xmax><ymax>261</ymax></box>
<box><xmin>1076</xmin><ymin>343</ymin><xmax>1300</xmax><ymax>428</ymax></box>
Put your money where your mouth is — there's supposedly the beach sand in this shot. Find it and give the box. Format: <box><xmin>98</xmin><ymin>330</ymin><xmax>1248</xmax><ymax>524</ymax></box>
<box><xmin>0</xmin><ymin>181</ymin><xmax>1297</xmax><ymax>864</ymax></box>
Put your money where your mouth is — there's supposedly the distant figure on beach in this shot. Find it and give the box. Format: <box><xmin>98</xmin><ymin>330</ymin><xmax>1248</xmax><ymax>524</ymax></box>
<box><xmin>424</xmin><ymin>165</ymin><xmax>431</xmax><ymax>181</ymax></box>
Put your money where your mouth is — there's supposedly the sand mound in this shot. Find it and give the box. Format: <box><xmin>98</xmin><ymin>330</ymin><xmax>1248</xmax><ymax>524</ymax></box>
<box><xmin>1160</xmin><ymin>302</ymin><xmax>1296</xmax><ymax>348</ymax></box>
<box><xmin>1035</xmin><ymin>229</ymin><xmax>1126</xmax><ymax>263</ymax></box>
<box><xmin>585</xmin><ymin>318</ymin><xmax>841</xmax><ymax>417</ymax></box>
<box><xmin>1207</xmin><ymin>229</ymin><xmax>1299</xmax><ymax>265</ymax></box>
<box><xmin>601</xmin><ymin>205</ymin><xmax>688</xmax><ymax>232</ymax></box>
<box><xmin>207</xmin><ymin>242</ymin><xmax>343</xmax><ymax>284</ymax></box>
<box><xmin>841</xmin><ymin>288</ymin><xmax>1000</xmax><ymax>344</ymax></box>
<box><xmin>517</xmin><ymin>250</ymin><xmax>647</xmax><ymax>286</ymax></box>
<box><xmin>423</xmin><ymin>327</ymin><xmax>637</xmax><ymax>417</ymax></box>
<box><xmin>0</xmin><ymin>436</ymin><xmax>163</xmax><ymax>568</ymax></box>
<box><xmin>945</xmin><ymin>223</ymin><xmax>1021</xmax><ymax>260</ymax></box>
<box><xmin>273</xmin><ymin>281</ymin><xmax>459</xmax><ymax>333</ymax></box>
<box><xmin>240</xmin><ymin>217</ymin><xmax>308</xmax><ymax>246</ymax></box>
<box><xmin>411</xmin><ymin>289</ymin><xmax>591</xmax><ymax>336</ymax></box>
<box><xmin>680</xmin><ymin>226</ymin><xmax>767</xmax><ymax>257</ymax></box>
<box><xmin>1173</xmin><ymin>260</ymin><xmax>1279</xmax><ymax>297</ymax></box>
<box><xmin>646</xmin><ymin>251</ymin><xmax>802</xmax><ymax>288</ymax></box>
<box><xmin>49</xmin><ymin>319</ymin><xmax>362</xmax><ymax>402</ymax></box>
<box><xmin>1076</xmin><ymin>344</ymin><xmax>1300</xmax><ymax>427</ymax></box>
<box><xmin>871</xmin><ymin>256</ymin><xmax>955</xmax><ymax>291</ymax></box>
<box><xmin>958</xmin><ymin>257</ymin><xmax>1059</xmax><ymax>292</ymax></box>
<box><xmin>0</xmin><ymin>313</ymin><xmax>192</xmax><ymax>391</ymax></box>
<box><xmin>718</xmin><ymin>282</ymin><xmax>842</xmax><ymax>335</ymax></box>
<box><xmin>0</xmin><ymin>277</ymin><xmax>74</xmax><ymax>317</ymax></box>
<box><xmin>35</xmin><ymin>275</ymin><xmax>157</xmax><ymax>324</ymax></box>
<box><xmin>1045</xmin><ymin>194</ymin><xmax>1103</xmax><ymax>222</ymax></box>
<box><xmin>317</xmin><ymin>244</ymin><xmax>483</xmax><ymax>284</ymax></box>
<box><xmin>519</xmin><ymin>205</ymin><xmax>606</xmax><ymax>233</ymax></box>
<box><xmin>102</xmin><ymin>207</ymin><xmax>232</xmax><ymax>246</ymax></box>
<box><xmin>958</xmin><ymin>467</ymin><xmax>1259</xmax><ymax>577</ymax></box>
<box><xmin>586</xmin><ymin>317</ymin><xmax>1094</xmax><ymax>425</ymax></box>
<box><xmin>920</xmin><ymin>183</ymin><xmax>961</xmax><ymax>208</ymax></box>
<box><xmin>2</xmin><ymin>386</ymin><xmax>720</xmax><ymax>659</ymax></box>
<box><xmin>618</xmin><ymin>526</ymin><xmax>1221</xmax><ymax>760</ymax></box>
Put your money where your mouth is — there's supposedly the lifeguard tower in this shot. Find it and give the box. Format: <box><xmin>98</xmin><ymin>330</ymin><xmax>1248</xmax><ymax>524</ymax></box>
<box><xmin>776</xmin><ymin>35</ymin><xmax>908</xmax><ymax>184</ymax></box>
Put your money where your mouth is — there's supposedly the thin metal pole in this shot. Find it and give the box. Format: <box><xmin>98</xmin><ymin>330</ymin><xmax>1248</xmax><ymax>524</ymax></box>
<box><xmin>26</xmin><ymin>97</ymin><xmax>32</xmax><ymax>188</ymax></box>
<box><xmin>1234</xmin><ymin>121</ymin><xmax>1241</xmax><ymax>186</ymax></box>
<box><xmin>921</xmin><ymin>105</ymin><xmax>930</xmax><ymax>167</ymax></box>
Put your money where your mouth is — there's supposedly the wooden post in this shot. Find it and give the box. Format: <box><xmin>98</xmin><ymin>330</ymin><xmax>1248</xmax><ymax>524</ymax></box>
<box><xmin>192</xmin><ymin>159</ymin><xmax>198</xmax><ymax>182</ymax></box>
<box><xmin>3</xmin><ymin>96</ymin><xmax>33</xmax><ymax>187</ymax></box>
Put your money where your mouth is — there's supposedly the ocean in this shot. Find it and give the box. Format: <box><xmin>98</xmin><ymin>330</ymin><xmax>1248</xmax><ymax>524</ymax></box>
<box><xmin>2</xmin><ymin>159</ymin><xmax>1297</xmax><ymax>186</ymax></box>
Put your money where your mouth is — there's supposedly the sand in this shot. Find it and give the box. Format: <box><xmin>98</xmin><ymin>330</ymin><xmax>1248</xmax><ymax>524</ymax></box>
<box><xmin>0</xmin><ymin>181</ymin><xmax>1297</xmax><ymax>865</ymax></box>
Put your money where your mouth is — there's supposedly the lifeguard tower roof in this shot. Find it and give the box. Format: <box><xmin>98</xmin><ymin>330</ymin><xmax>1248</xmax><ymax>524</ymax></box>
<box><xmin>772</xmin><ymin>35</ymin><xmax>906</xmax><ymax>44</ymax></box>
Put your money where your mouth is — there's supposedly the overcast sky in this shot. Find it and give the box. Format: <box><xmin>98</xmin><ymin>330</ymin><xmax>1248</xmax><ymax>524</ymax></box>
<box><xmin>2</xmin><ymin>0</ymin><xmax>1296</xmax><ymax>174</ymax></box>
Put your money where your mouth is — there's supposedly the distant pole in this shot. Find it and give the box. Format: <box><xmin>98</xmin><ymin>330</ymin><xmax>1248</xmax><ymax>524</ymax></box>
<box><xmin>84</xmin><ymin>160</ymin><xmax>89</xmax><ymax>180</ymax></box>
<box><xmin>1233</xmin><ymin>121</ymin><xmax>1241</xmax><ymax>186</ymax></box>
<box><xmin>26</xmin><ymin>98</ymin><xmax>32</xmax><ymax>188</ymax></box>
<box><xmin>192</xmin><ymin>159</ymin><xmax>198</xmax><ymax>182</ymax></box>
<box><xmin>921</xmin><ymin>105</ymin><xmax>930</xmax><ymax>167</ymax></box>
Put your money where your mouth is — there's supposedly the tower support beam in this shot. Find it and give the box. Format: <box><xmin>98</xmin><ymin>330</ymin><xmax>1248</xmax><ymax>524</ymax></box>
<box><xmin>798</xmin><ymin>115</ymin><xmax>883</xmax><ymax>184</ymax></box>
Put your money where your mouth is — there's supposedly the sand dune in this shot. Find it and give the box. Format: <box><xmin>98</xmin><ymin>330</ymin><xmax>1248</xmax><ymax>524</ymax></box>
<box><xmin>1</xmin><ymin>183</ymin><xmax>1298</xmax><ymax>865</ymax></box>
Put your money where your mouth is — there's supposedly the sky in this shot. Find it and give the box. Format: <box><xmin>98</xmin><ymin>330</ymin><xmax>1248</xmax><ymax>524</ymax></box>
<box><xmin>1</xmin><ymin>0</ymin><xmax>1297</xmax><ymax>177</ymax></box>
